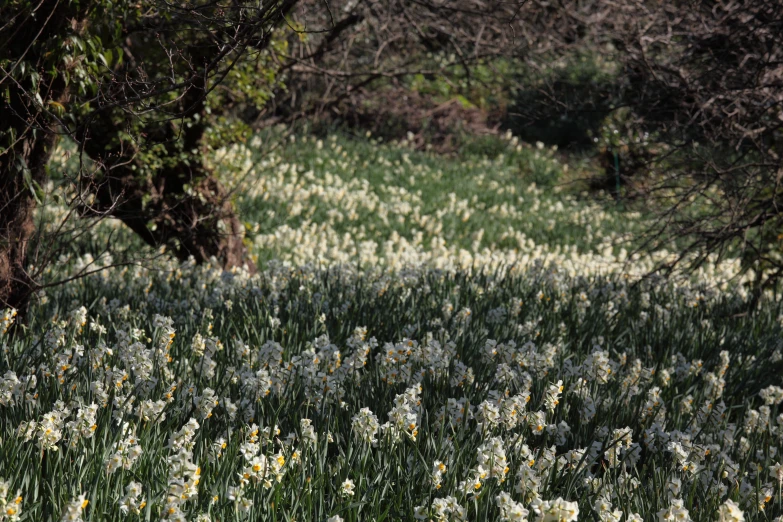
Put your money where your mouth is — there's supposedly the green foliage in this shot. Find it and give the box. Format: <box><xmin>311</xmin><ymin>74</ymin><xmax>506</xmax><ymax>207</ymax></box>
<box><xmin>1</xmin><ymin>0</ymin><xmax>294</xmax><ymax>182</ymax></box>
<box><xmin>505</xmin><ymin>53</ymin><xmax>620</xmax><ymax>150</ymax></box>
<box><xmin>203</xmin><ymin>33</ymin><xmax>289</xmax><ymax>152</ymax></box>
<box><xmin>1</xmin><ymin>0</ymin><xmax>128</xmax><ymax>148</ymax></box>
<box><xmin>407</xmin><ymin>57</ymin><xmax>515</xmax><ymax>111</ymax></box>
<box><xmin>458</xmin><ymin>135</ymin><xmax>511</xmax><ymax>160</ymax></box>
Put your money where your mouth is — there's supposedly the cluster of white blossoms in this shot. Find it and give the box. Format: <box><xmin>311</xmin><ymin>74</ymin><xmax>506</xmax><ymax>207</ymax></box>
<box><xmin>381</xmin><ymin>383</ymin><xmax>423</xmax><ymax>442</ymax></box>
<box><xmin>60</xmin><ymin>494</ymin><xmax>89</xmax><ymax>522</ymax></box>
<box><xmin>0</xmin><ymin>479</ymin><xmax>23</xmax><ymax>521</ymax></box>
<box><xmin>1</xmin><ymin>254</ymin><xmax>781</xmax><ymax>521</ymax></box>
<box><xmin>205</xmin><ymin>133</ymin><xmax>756</xmax><ymax>288</ymax></box>
<box><xmin>6</xmin><ymin>133</ymin><xmax>782</xmax><ymax>520</ymax></box>
<box><xmin>0</xmin><ymin>308</ymin><xmax>16</xmax><ymax>335</ymax></box>
<box><xmin>351</xmin><ymin>407</ymin><xmax>381</xmax><ymax>444</ymax></box>
<box><xmin>106</xmin><ymin>422</ymin><xmax>143</xmax><ymax>473</ymax></box>
<box><xmin>119</xmin><ymin>482</ymin><xmax>146</xmax><ymax>516</ymax></box>
<box><xmin>415</xmin><ymin>495</ymin><xmax>468</xmax><ymax>522</ymax></box>
<box><xmin>496</xmin><ymin>491</ymin><xmax>529</xmax><ymax>521</ymax></box>
<box><xmin>531</xmin><ymin>497</ymin><xmax>579</xmax><ymax>522</ymax></box>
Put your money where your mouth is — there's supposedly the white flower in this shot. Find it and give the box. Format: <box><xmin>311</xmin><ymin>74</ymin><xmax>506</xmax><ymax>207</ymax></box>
<box><xmin>717</xmin><ymin>499</ymin><xmax>744</xmax><ymax>522</ymax></box>
<box><xmin>62</xmin><ymin>403</ymin><xmax>99</xmax><ymax>448</ymax></box>
<box><xmin>531</xmin><ymin>497</ymin><xmax>579</xmax><ymax>522</ymax></box>
<box><xmin>771</xmin><ymin>462</ymin><xmax>783</xmax><ymax>485</ymax></box>
<box><xmin>136</xmin><ymin>399</ymin><xmax>167</xmax><ymax>423</ymax></box>
<box><xmin>352</xmin><ymin>407</ymin><xmax>380</xmax><ymax>444</ymax></box>
<box><xmin>544</xmin><ymin>380</ymin><xmax>564</xmax><ymax>411</ymax></box>
<box><xmin>195</xmin><ymin>388</ymin><xmax>219</xmax><ymax>420</ymax></box>
<box><xmin>60</xmin><ymin>493</ymin><xmax>89</xmax><ymax>522</ymax></box>
<box><xmin>497</xmin><ymin>492</ymin><xmax>529</xmax><ymax>522</ymax></box>
<box><xmin>105</xmin><ymin>423</ymin><xmax>142</xmax><ymax>474</ymax></box>
<box><xmin>167</xmin><ymin>418</ymin><xmax>200</xmax><ymax>451</ymax></box>
<box><xmin>414</xmin><ymin>505</ymin><xmax>429</xmax><ymax>520</ymax></box>
<box><xmin>340</xmin><ymin>479</ymin><xmax>355</xmax><ymax>497</ymax></box>
<box><xmin>666</xmin><ymin>476</ymin><xmax>682</xmax><ymax>499</ymax></box>
<box><xmin>431</xmin><ymin>496</ymin><xmax>467</xmax><ymax>521</ymax></box>
<box><xmin>0</xmin><ymin>478</ymin><xmax>23</xmax><ymax>521</ymax></box>
<box><xmin>657</xmin><ymin>498</ymin><xmax>690</xmax><ymax>522</ymax></box>
<box><xmin>300</xmin><ymin>418</ymin><xmax>318</xmax><ymax>447</ymax></box>
<box><xmin>476</xmin><ymin>437</ymin><xmax>509</xmax><ymax>480</ymax></box>
<box><xmin>119</xmin><ymin>481</ymin><xmax>146</xmax><ymax>515</ymax></box>
<box><xmin>431</xmin><ymin>460</ymin><xmax>447</xmax><ymax>489</ymax></box>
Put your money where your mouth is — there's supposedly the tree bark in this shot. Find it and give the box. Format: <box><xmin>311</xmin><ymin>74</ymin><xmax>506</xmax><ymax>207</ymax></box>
<box><xmin>0</xmin><ymin>94</ymin><xmax>59</xmax><ymax>312</ymax></box>
<box><xmin>0</xmin><ymin>0</ymin><xmax>72</xmax><ymax>312</ymax></box>
<box><xmin>80</xmin><ymin>103</ymin><xmax>255</xmax><ymax>273</ymax></box>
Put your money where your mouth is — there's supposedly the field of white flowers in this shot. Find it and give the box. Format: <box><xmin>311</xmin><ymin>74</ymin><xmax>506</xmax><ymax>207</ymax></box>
<box><xmin>2</xmin><ymin>133</ymin><xmax>783</xmax><ymax>522</ymax></box>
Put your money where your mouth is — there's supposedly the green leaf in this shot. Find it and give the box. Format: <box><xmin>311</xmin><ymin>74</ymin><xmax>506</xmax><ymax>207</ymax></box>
<box><xmin>32</xmin><ymin>179</ymin><xmax>45</xmax><ymax>204</ymax></box>
<box><xmin>20</xmin><ymin>161</ymin><xmax>43</xmax><ymax>204</ymax></box>
<box><xmin>47</xmin><ymin>100</ymin><xmax>65</xmax><ymax>116</ymax></box>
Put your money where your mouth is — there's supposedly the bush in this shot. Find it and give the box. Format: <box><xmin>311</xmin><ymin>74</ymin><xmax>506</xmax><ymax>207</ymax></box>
<box><xmin>504</xmin><ymin>54</ymin><xmax>620</xmax><ymax>150</ymax></box>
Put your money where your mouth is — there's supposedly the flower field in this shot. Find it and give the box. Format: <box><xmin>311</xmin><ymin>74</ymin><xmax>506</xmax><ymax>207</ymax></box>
<box><xmin>2</xmin><ymin>134</ymin><xmax>783</xmax><ymax>522</ymax></box>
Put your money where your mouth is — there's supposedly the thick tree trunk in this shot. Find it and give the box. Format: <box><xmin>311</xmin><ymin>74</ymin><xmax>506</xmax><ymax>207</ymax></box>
<box><xmin>0</xmin><ymin>0</ymin><xmax>96</xmax><ymax>324</ymax></box>
<box><xmin>83</xmin><ymin>156</ymin><xmax>254</xmax><ymax>271</ymax></box>
<box><xmin>0</xmin><ymin>85</ymin><xmax>62</xmax><ymax>312</ymax></box>
<box><xmin>0</xmin><ymin>0</ymin><xmax>76</xmax><ymax>314</ymax></box>
<box><xmin>80</xmin><ymin>107</ymin><xmax>255</xmax><ymax>273</ymax></box>
<box><xmin>0</xmin><ymin>112</ymin><xmax>58</xmax><ymax>312</ymax></box>
<box><xmin>78</xmin><ymin>37</ymin><xmax>255</xmax><ymax>272</ymax></box>
<box><xmin>0</xmin><ymin>150</ymin><xmax>39</xmax><ymax>312</ymax></box>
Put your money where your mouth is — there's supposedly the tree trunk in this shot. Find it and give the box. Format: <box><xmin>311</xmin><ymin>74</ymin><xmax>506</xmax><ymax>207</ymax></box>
<box><xmin>0</xmin><ymin>108</ymin><xmax>58</xmax><ymax>312</ymax></box>
<box><xmin>80</xmin><ymin>103</ymin><xmax>255</xmax><ymax>273</ymax></box>
<box><xmin>0</xmin><ymin>0</ymin><xmax>78</xmax><ymax>314</ymax></box>
<box><xmin>77</xmin><ymin>34</ymin><xmax>256</xmax><ymax>272</ymax></box>
<box><xmin>83</xmin><ymin>155</ymin><xmax>254</xmax><ymax>271</ymax></box>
